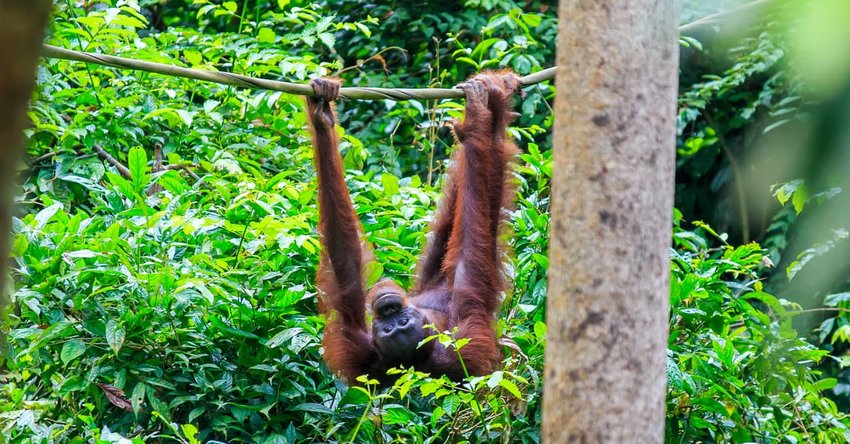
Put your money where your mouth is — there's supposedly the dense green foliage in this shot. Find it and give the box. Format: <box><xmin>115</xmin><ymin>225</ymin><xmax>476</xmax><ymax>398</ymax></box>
<box><xmin>668</xmin><ymin>212</ymin><xmax>848</xmax><ymax>442</ymax></box>
<box><xmin>2</xmin><ymin>0</ymin><xmax>850</xmax><ymax>443</ymax></box>
<box><xmin>675</xmin><ymin>2</ymin><xmax>850</xmax><ymax>415</ymax></box>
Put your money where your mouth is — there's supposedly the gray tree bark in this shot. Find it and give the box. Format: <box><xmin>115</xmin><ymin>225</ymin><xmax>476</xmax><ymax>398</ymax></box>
<box><xmin>0</xmin><ymin>0</ymin><xmax>52</xmax><ymax>345</ymax></box>
<box><xmin>542</xmin><ymin>1</ymin><xmax>679</xmax><ymax>443</ymax></box>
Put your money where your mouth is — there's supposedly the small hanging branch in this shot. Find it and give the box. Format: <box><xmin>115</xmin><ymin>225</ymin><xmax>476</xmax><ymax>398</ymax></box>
<box><xmin>165</xmin><ymin>163</ymin><xmax>202</xmax><ymax>183</ymax></box>
<box><xmin>94</xmin><ymin>144</ymin><xmax>205</xmax><ymax>188</ymax></box>
<box><xmin>93</xmin><ymin>144</ymin><xmax>131</xmax><ymax>179</ymax></box>
<box><xmin>146</xmin><ymin>144</ymin><xmax>164</xmax><ymax>195</ymax></box>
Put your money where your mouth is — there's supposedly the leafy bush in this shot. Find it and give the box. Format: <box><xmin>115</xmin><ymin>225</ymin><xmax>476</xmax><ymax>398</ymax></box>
<box><xmin>1</xmin><ymin>132</ymin><xmax>549</xmax><ymax>442</ymax></box>
<box><xmin>667</xmin><ymin>212</ymin><xmax>850</xmax><ymax>443</ymax></box>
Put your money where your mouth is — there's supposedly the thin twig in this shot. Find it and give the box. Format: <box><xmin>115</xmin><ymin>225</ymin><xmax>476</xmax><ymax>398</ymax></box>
<box><xmin>678</xmin><ymin>0</ymin><xmax>773</xmax><ymax>34</ymax></box>
<box><xmin>163</xmin><ymin>163</ymin><xmax>200</xmax><ymax>170</ymax></box>
<box><xmin>30</xmin><ymin>151</ymin><xmax>60</xmax><ymax>163</ymax></box>
<box><xmin>177</xmin><ymin>165</ymin><xmax>202</xmax><ymax>183</ymax></box>
<box><xmin>704</xmin><ymin>112</ymin><xmax>749</xmax><ymax>243</ymax></box>
<box><xmin>147</xmin><ymin>143</ymin><xmax>164</xmax><ymax>195</ymax></box>
<box><xmin>93</xmin><ymin>145</ymin><xmax>131</xmax><ymax>179</ymax></box>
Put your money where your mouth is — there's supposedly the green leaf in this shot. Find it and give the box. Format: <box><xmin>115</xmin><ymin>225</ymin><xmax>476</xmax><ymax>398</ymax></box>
<box><xmin>520</xmin><ymin>13</ymin><xmax>542</xmax><ymax>27</ymax></box>
<box><xmin>292</xmin><ymin>403</ymin><xmax>332</xmax><ymax>415</ymax></box>
<box><xmin>131</xmin><ymin>383</ymin><xmax>146</xmax><ymax>414</ymax></box>
<box><xmin>106</xmin><ymin>172</ymin><xmax>136</xmax><ymax>200</ymax></box>
<box><xmin>355</xmin><ymin>23</ymin><xmax>371</xmax><ymax>38</ymax></box>
<box><xmin>61</xmin><ymin>339</ymin><xmax>87</xmax><ymax>364</ymax></box>
<box><xmin>257</xmin><ymin>27</ymin><xmax>276</xmax><ymax>43</ymax></box>
<box><xmin>33</xmin><ymin>203</ymin><xmax>63</xmax><ymax>230</ymax></box>
<box><xmin>222</xmin><ymin>1</ymin><xmax>238</xmax><ymax>13</ymax></box>
<box><xmin>381</xmin><ymin>404</ymin><xmax>414</xmax><ymax>425</ymax></box>
<box><xmin>19</xmin><ymin>320</ymin><xmax>74</xmax><ymax>356</ymax></box>
<box><xmin>184</xmin><ymin>49</ymin><xmax>202</xmax><ymax>66</ymax></box>
<box><xmin>128</xmin><ymin>147</ymin><xmax>150</xmax><ymax>193</ymax></box>
<box><xmin>157</xmin><ymin>170</ymin><xmax>189</xmax><ymax>194</ymax></box>
<box><xmin>106</xmin><ymin>319</ymin><xmax>125</xmax><ymax>353</ymax></box>
<box><xmin>824</xmin><ymin>292</ymin><xmax>850</xmax><ymax>307</ymax></box>
<box><xmin>210</xmin><ymin>316</ymin><xmax>260</xmax><ymax>340</ymax></box>
<box><xmin>499</xmin><ymin>378</ymin><xmax>522</xmax><ymax>399</ymax></box>
<box><xmin>533</xmin><ymin>321</ymin><xmax>546</xmax><ymax>341</ymax></box>
<box><xmin>814</xmin><ymin>378</ymin><xmax>838</xmax><ymax>391</ymax></box>
<box><xmin>791</xmin><ymin>183</ymin><xmax>809</xmax><ymax>214</ymax></box>
<box><xmin>176</xmin><ymin>109</ymin><xmax>194</xmax><ymax>127</ymax></box>
<box><xmin>266</xmin><ymin>327</ymin><xmax>302</xmax><ymax>348</ymax></box>
<box><xmin>381</xmin><ymin>173</ymin><xmax>399</xmax><ymax>196</ymax></box>
<box><xmin>181</xmin><ymin>424</ymin><xmax>201</xmax><ymax>444</ymax></box>
<box><xmin>456</xmin><ymin>57</ymin><xmax>479</xmax><ymax>68</ymax></box>
<box><xmin>188</xmin><ymin>406</ymin><xmax>206</xmax><ymax>423</ymax></box>
<box><xmin>149</xmin><ymin>393</ymin><xmax>172</xmax><ymax>422</ymax></box>
<box><xmin>487</xmin><ymin>370</ymin><xmax>503</xmax><ymax>389</ymax></box>
<box><xmin>12</xmin><ymin>235</ymin><xmax>29</xmax><ymax>256</ymax></box>
<box><xmin>339</xmin><ymin>386</ymin><xmax>370</xmax><ymax>406</ymax></box>
<box><xmin>317</xmin><ymin>32</ymin><xmax>336</xmax><ymax>49</ymax></box>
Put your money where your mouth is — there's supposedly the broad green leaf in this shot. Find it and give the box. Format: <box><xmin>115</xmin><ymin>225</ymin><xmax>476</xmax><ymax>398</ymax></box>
<box><xmin>456</xmin><ymin>57</ymin><xmax>479</xmax><ymax>68</ymax></box>
<box><xmin>533</xmin><ymin>321</ymin><xmax>546</xmax><ymax>341</ymax></box>
<box><xmin>318</xmin><ymin>32</ymin><xmax>335</xmax><ymax>49</ymax></box>
<box><xmin>105</xmin><ymin>172</ymin><xmax>136</xmax><ymax>200</ymax></box>
<box><xmin>106</xmin><ymin>319</ymin><xmax>125</xmax><ymax>353</ymax></box>
<box><xmin>381</xmin><ymin>404</ymin><xmax>414</xmax><ymax>425</ymax></box>
<box><xmin>184</xmin><ymin>49</ymin><xmax>202</xmax><ymax>65</ymax></box>
<box><xmin>791</xmin><ymin>183</ymin><xmax>809</xmax><ymax>214</ymax></box>
<box><xmin>128</xmin><ymin>147</ymin><xmax>150</xmax><ymax>193</ymax></box>
<box><xmin>339</xmin><ymin>386</ymin><xmax>370</xmax><ymax>406</ymax></box>
<box><xmin>292</xmin><ymin>403</ymin><xmax>332</xmax><ymax>415</ymax></box>
<box><xmin>520</xmin><ymin>13</ymin><xmax>542</xmax><ymax>27</ymax></box>
<box><xmin>131</xmin><ymin>382</ymin><xmax>146</xmax><ymax>415</ymax></box>
<box><xmin>381</xmin><ymin>173</ymin><xmax>399</xmax><ymax>196</ymax></box>
<box><xmin>20</xmin><ymin>320</ymin><xmax>74</xmax><ymax>357</ymax></box>
<box><xmin>222</xmin><ymin>1</ymin><xmax>237</xmax><ymax>13</ymax></box>
<box><xmin>209</xmin><ymin>316</ymin><xmax>260</xmax><ymax>340</ymax></box>
<box><xmin>487</xmin><ymin>370</ymin><xmax>503</xmax><ymax>389</ymax></box>
<box><xmin>188</xmin><ymin>406</ymin><xmax>205</xmax><ymax>423</ymax></box>
<box><xmin>355</xmin><ymin>22</ymin><xmax>371</xmax><ymax>38</ymax></box>
<box><xmin>266</xmin><ymin>327</ymin><xmax>302</xmax><ymax>348</ymax></box>
<box><xmin>499</xmin><ymin>378</ymin><xmax>522</xmax><ymax>399</ymax></box>
<box><xmin>181</xmin><ymin>424</ymin><xmax>200</xmax><ymax>444</ymax></box>
<box><xmin>12</xmin><ymin>234</ymin><xmax>29</xmax><ymax>256</ymax></box>
<box><xmin>814</xmin><ymin>378</ymin><xmax>838</xmax><ymax>391</ymax></box>
<box><xmin>33</xmin><ymin>203</ymin><xmax>62</xmax><ymax>230</ymax></box>
<box><xmin>148</xmin><ymin>393</ymin><xmax>172</xmax><ymax>422</ymax></box>
<box><xmin>257</xmin><ymin>27</ymin><xmax>276</xmax><ymax>43</ymax></box>
<box><xmin>61</xmin><ymin>339</ymin><xmax>87</xmax><ymax>364</ymax></box>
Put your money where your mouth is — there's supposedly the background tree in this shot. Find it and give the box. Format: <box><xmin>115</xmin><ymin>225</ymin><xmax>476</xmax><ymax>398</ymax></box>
<box><xmin>0</xmin><ymin>0</ymin><xmax>51</xmax><ymax>347</ymax></box>
<box><xmin>543</xmin><ymin>0</ymin><xmax>679</xmax><ymax>441</ymax></box>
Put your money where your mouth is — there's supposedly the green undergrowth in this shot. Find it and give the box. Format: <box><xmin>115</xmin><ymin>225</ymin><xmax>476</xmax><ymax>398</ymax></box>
<box><xmin>1</xmin><ymin>1</ymin><xmax>848</xmax><ymax>443</ymax></box>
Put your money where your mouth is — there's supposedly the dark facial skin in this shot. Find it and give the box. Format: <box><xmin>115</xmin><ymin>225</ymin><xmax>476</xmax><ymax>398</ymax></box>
<box><xmin>371</xmin><ymin>293</ymin><xmax>429</xmax><ymax>364</ymax></box>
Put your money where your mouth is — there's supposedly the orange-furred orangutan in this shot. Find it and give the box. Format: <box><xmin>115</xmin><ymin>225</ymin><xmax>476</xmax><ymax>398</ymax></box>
<box><xmin>305</xmin><ymin>71</ymin><xmax>520</xmax><ymax>384</ymax></box>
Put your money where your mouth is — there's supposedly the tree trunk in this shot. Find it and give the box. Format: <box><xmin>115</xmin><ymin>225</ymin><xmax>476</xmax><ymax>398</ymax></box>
<box><xmin>0</xmin><ymin>0</ymin><xmax>52</xmax><ymax>344</ymax></box>
<box><xmin>542</xmin><ymin>1</ymin><xmax>679</xmax><ymax>442</ymax></box>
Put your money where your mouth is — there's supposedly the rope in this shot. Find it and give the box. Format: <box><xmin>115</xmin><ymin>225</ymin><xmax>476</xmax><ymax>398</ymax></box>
<box><xmin>41</xmin><ymin>44</ymin><xmax>554</xmax><ymax>100</ymax></box>
<box><xmin>40</xmin><ymin>0</ymin><xmax>771</xmax><ymax>101</ymax></box>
